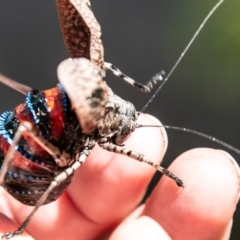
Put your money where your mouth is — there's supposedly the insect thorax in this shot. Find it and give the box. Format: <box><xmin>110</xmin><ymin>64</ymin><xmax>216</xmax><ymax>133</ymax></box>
<box><xmin>98</xmin><ymin>86</ymin><xmax>138</xmax><ymax>145</ymax></box>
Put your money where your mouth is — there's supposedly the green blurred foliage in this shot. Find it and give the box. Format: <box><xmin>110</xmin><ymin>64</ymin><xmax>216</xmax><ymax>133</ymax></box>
<box><xmin>171</xmin><ymin>0</ymin><xmax>240</xmax><ymax>113</ymax></box>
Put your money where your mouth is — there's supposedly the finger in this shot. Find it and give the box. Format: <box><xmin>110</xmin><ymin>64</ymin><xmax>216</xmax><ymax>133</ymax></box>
<box><xmin>108</xmin><ymin>216</ymin><xmax>171</xmax><ymax>240</ymax></box>
<box><xmin>65</xmin><ymin>114</ymin><xmax>167</xmax><ymax>238</ymax></box>
<box><xmin>1</xmin><ymin>114</ymin><xmax>167</xmax><ymax>239</ymax></box>
<box><xmin>143</xmin><ymin>148</ymin><xmax>240</xmax><ymax>240</ymax></box>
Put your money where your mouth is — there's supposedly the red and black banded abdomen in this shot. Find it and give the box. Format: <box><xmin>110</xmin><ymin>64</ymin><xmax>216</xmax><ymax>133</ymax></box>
<box><xmin>0</xmin><ymin>84</ymin><xmax>84</xmax><ymax>205</ymax></box>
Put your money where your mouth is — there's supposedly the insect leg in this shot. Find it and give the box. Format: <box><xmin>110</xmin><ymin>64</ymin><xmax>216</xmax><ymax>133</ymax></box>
<box><xmin>104</xmin><ymin>62</ymin><xmax>164</xmax><ymax>93</ymax></box>
<box><xmin>99</xmin><ymin>142</ymin><xmax>183</xmax><ymax>187</ymax></box>
<box><xmin>1</xmin><ymin>149</ymin><xmax>90</xmax><ymax>239</ymax></box>
<box><xmin>19</xmin><ymin>122</ymin><xmax>72</xmax><ymax>167</ymax></box>
<box><xmin>0</xmin><ymin>72</ymin><xmax>36</xmax><ymax>95</ymax></box>
<box><xmin>0</xmin><ymin>121</ymin><xmax>72</xmax><ymax>185</ymax></box>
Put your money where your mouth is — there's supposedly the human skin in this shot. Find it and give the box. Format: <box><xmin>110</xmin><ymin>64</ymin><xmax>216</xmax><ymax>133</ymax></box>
<box><xmin>0</xmin><ymin>114</ymin><xmax>239</xmax><ymax>240</ymax></box>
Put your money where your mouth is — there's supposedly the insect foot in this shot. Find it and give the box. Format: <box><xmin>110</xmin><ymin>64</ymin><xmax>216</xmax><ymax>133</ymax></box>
<box><xmin>1</xmin><ymin>230</ymin><xmax>22</xmax><ymax>240</ymax></box>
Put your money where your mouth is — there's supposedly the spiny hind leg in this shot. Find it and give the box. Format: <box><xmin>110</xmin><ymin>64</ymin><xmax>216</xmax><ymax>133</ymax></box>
<box><xmin>1</xmin><ymin>149</ymin><xmax>90</xmax><ymax>239</ymax></box>
<box><xmin>104</xmin><ymin>62</ymin><xmax>165</xmax><ymax>93</ymax></box>
<box><xmin>99</xmin><ymin>141</ymin><xmax>183</xmax><ymax>187</ymax></box>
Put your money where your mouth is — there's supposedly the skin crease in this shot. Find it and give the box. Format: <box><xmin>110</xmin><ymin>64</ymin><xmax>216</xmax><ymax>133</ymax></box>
<box><xmin>0</xmin><ymin>114</ymin><xmax>239</xmax><ymax>240</ymax></box>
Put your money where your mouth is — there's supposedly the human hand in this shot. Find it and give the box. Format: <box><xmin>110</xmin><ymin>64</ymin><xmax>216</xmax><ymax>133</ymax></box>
<box><xmin>0</xmin><ymin>114</ymin><xmax>239</xmax><ymax>239</ymax></box>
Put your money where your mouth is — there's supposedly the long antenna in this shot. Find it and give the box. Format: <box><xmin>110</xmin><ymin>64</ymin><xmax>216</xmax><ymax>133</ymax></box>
<box><xmin>137</xmin><ymin>124</ymin><xmax>240</xmax><ymax>155</ymax></box>
<box><xmin>140</xmin><ymin>0</ymin><xmax>224</xmax><ymax>113</ymax></box>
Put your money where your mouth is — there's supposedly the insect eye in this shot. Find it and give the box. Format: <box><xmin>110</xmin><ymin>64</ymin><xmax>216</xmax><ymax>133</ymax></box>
<box><xmin>105</xmin><ymin>107</ymin><xmax>113</xmax><ymax>115</ymax></box>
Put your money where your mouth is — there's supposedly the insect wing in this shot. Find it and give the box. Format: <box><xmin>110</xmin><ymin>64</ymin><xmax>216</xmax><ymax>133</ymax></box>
<box><xmin>56</xmin><ymin>0</ymin><xmax>104</xmax><ymax>69</ymax></box>
<box><xmin>57</xmin><ymin>58</ymin><xmax>108</xmax><ymax>133</ymax></box>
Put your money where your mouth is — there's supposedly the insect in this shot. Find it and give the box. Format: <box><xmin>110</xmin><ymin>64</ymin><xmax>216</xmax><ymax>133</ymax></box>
<box><xmin>0</xmin><ymin>0</ymin><xmax>238</xmax><ymax>238</ymax></box>
<box><xmin>0</xmin><ymin>0</ymin><xmax>182</xmax><ymax>238</ymax></box>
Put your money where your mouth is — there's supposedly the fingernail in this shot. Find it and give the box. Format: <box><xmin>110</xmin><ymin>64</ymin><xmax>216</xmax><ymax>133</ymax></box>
<box><xmin>138</xmin><ymin>114</ymin><xmax>168</xmax><ymax>157</ymax></box>
<box><xmin>136</xmin><ymin>216</ymin><xmax>171</xmax><ymax>240</ymax></box>
<box><xmin>217</xmin><ymin>150</ymin><xmax>240</xmax><ymax>202</ymax></box>
<box><xmin>109</xmin><ymin>216</ymin><xmax>171</xmax><ymax>240</ymax></box>
<box><xmin>220</xmin><ymin>219</ymin><xmax>233</xmax><ymax>240</ymax></box>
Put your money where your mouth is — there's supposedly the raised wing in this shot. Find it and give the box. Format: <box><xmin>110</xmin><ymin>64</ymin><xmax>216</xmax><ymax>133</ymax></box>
<box><xmin>56</xmin><ymin>0</ymin><xmax>104</xmax><ymax>69</ymax></box>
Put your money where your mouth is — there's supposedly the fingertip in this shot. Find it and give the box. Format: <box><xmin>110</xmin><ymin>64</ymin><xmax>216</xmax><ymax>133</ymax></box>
<box><xmin>137</xmin><ymin>114</ymin><xmax>168</xmax><ymax>161</ymax></box>
<box><xmin>144</xmin><ymin>148</ymin><xmax>239</xmax><ymax>239</ymax></box>
<box><xmin>109</xmin><ymin>216</ymin><xmax>171</xmax><ymax>240</ymax></box>
<box><xmin>217</xmin><ymin>150</ymin><xmax>240</xmax><ymax>203</ymax></box>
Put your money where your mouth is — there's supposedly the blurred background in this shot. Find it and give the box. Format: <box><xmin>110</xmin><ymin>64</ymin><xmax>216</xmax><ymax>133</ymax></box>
<box><xmin>0</xmin><ymin>0</ymin><xmax>239</xmax><ymax>238</ymax></box>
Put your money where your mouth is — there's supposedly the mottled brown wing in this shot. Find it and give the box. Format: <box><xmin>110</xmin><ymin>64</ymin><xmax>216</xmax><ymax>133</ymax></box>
<box><xmin>55</xmin><ymin>0</ymin><xmax>104</xmax><ymax>69</ymax></box>
<box><xmin>57</xmin><ymin>58</ymin><xmax>108</xmax><ymax>133</ymax></box>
